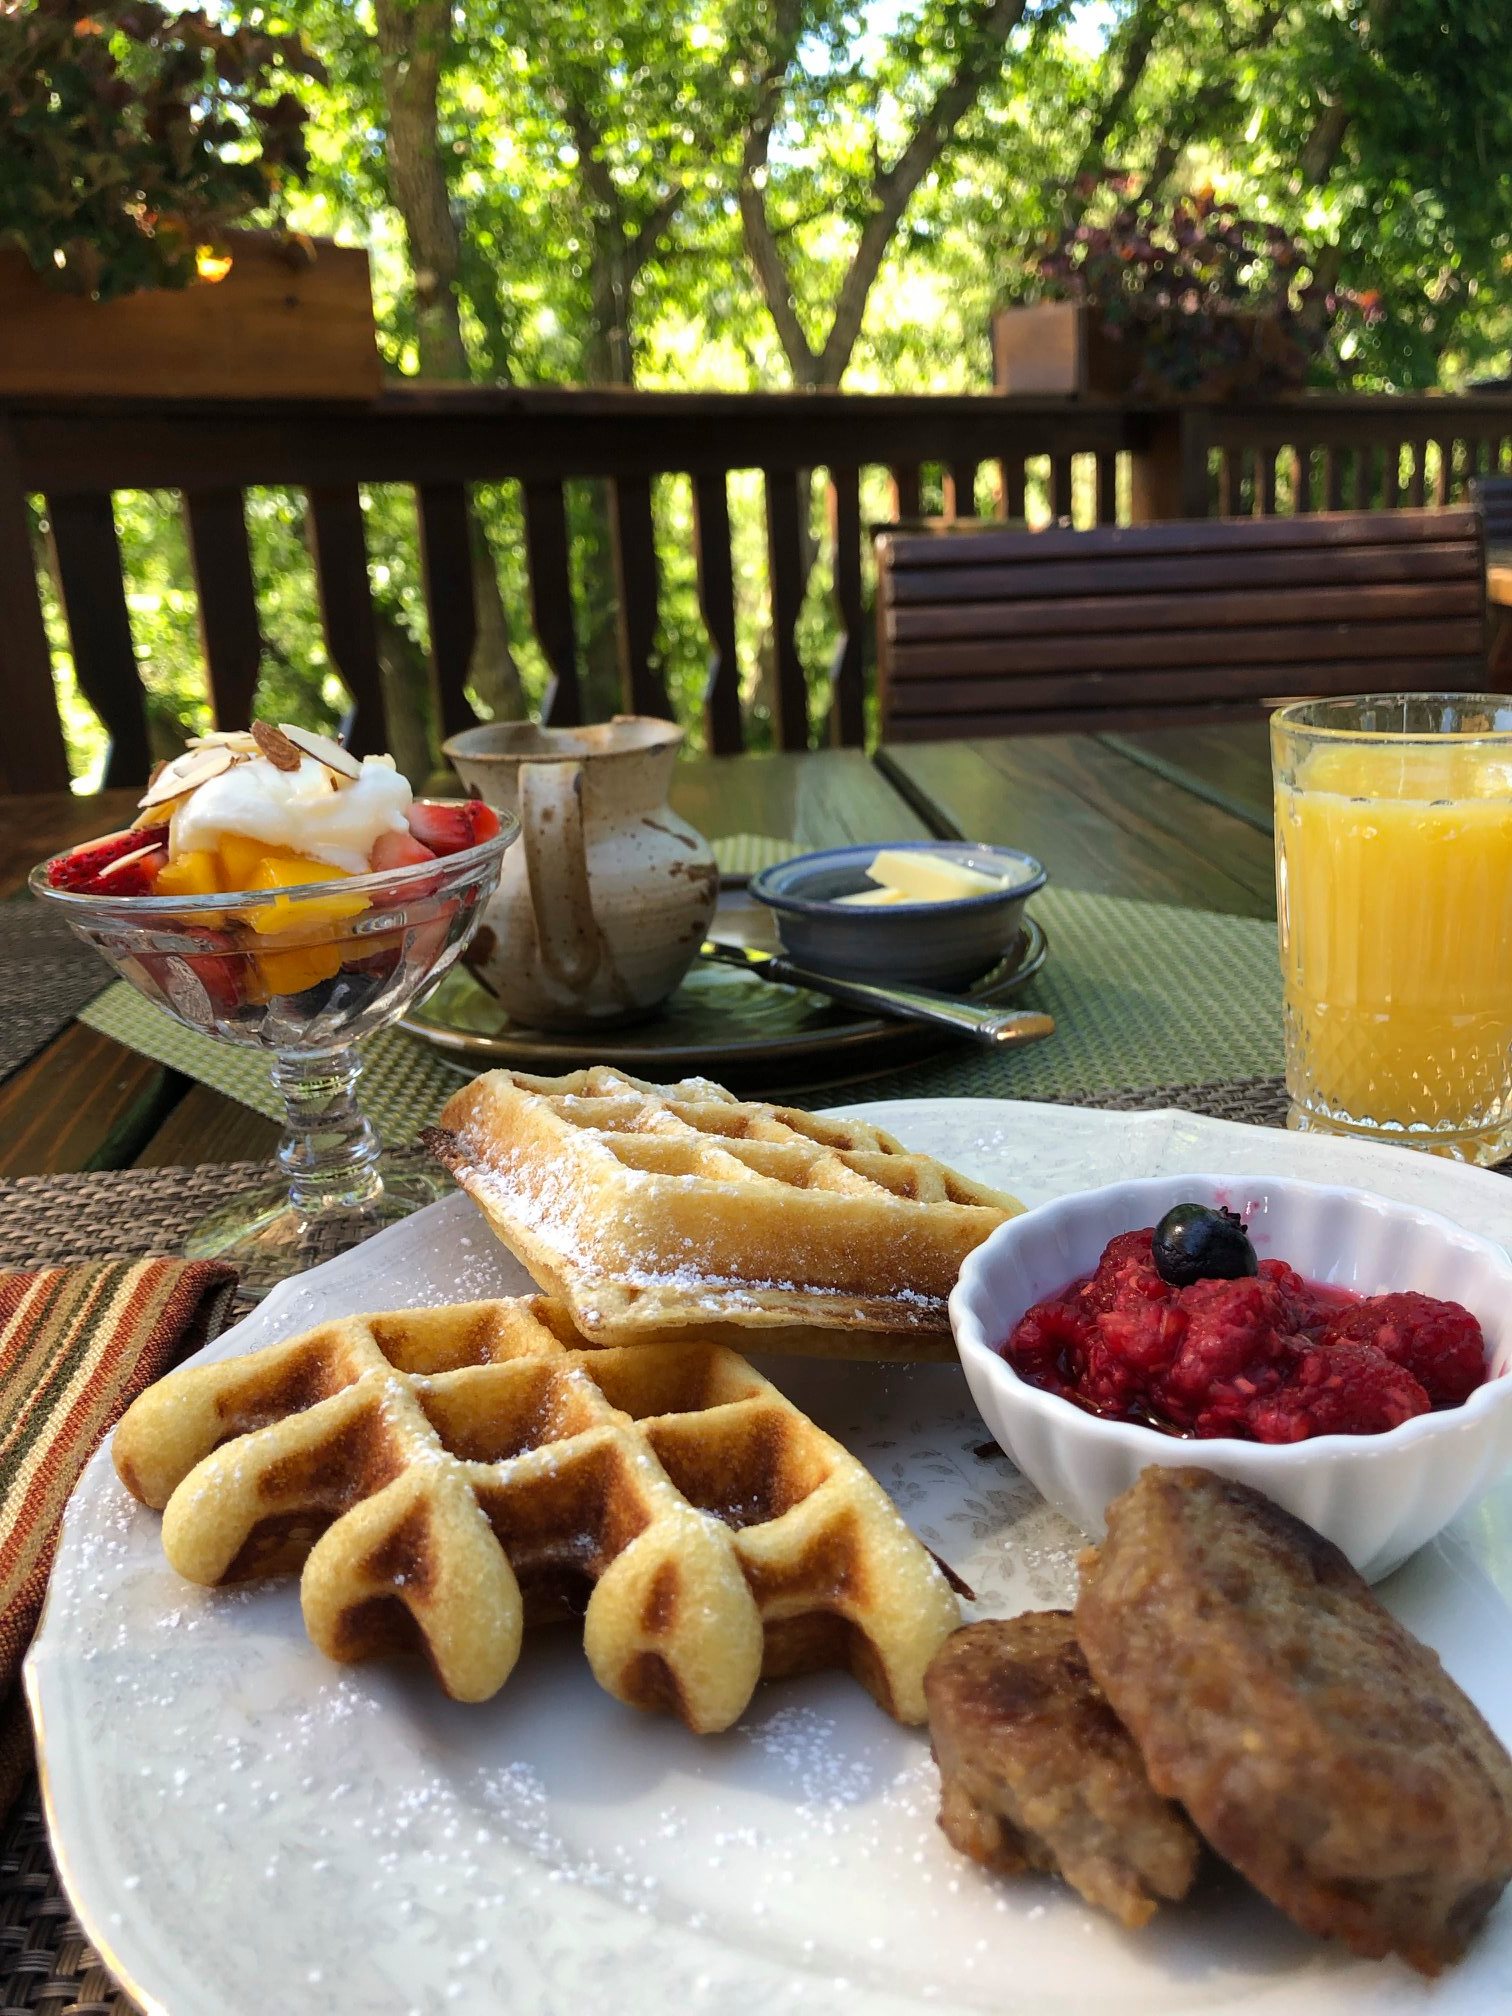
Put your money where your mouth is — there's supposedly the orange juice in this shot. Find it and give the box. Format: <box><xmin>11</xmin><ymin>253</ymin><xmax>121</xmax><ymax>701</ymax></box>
<box><xmin>1274</xmin><ymin>724</ymin><xmax>1512</xmax><ymax>1159</ymax></box>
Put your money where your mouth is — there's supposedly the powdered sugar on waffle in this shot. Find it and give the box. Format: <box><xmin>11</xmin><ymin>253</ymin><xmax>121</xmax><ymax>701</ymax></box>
<box><xmin>428</xmin><ymin>1067</ymin><xmax>1020</xmax><ymax>1347</ymax></box>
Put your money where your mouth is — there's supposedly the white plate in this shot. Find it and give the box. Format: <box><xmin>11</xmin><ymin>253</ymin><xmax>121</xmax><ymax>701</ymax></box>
<box><xmin>27</xmin><ymin>1100</ymin><xmax>1512</xmax><ymax>2016</ymax></box>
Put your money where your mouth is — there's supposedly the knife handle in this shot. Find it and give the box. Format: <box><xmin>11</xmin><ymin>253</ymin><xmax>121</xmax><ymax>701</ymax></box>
<box><xmin>765</xmin><ymin>957</ymin><xmax>1055</xmax><ymax>1049</ymax></box>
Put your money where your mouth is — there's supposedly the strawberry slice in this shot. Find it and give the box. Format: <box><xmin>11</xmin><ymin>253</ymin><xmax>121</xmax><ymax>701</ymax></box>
<box><xmin>406</xmin><ymin>799</ymin><xmax>501</xmax><ymax>857</ymax></box>
<box><xmin>92</xmin><ymin>842</ymin><xmax>169</xmax><ymax>896</ymax></box>
<box><xmin>133</xmin><ymin>941</ymin><xmax>248</xmax><ymax>1024</ymax></box>
<box><xmin>370</xmin><ymin>829</ymin><xmax>438</xmax><ymax>872</ymax></box>
<box><xmin>47</xmin><ymin>826</ymin><xmax>169</xmax><ymax>893</ymax></box>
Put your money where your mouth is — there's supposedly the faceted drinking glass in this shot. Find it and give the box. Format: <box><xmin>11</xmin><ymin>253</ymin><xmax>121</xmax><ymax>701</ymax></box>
<box><xmin>1272</xmin><ymin>693</ymin><xmax>1512</xmax><ymax>1164</ymax></box>
<box><xmin>31</xmin><ymin>810</ymin><xmax>515</xmax><ymax>1278</ymax></box>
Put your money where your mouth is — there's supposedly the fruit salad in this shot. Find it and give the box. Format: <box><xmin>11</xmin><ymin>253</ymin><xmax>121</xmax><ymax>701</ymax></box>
<box><xmin>42</xmin><ymin>723</ymin><xmax>503</xmax><ymax>1018</ymax></box>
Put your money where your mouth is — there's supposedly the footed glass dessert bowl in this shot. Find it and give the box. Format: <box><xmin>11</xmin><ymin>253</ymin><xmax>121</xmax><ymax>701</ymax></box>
<box><xmin>32</xmin><ymin>810</ymin><xmax>514</xmax><ymax>1277</ymax></box>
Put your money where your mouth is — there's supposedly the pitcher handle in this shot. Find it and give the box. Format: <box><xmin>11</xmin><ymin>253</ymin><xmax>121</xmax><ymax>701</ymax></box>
<box><xmin>518</xmin><ymin>759</ymin><xmax>600</xmax><ymax>990</ymax></box>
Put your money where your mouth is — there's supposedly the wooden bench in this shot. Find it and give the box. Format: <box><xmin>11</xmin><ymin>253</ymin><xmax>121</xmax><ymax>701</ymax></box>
<box><xmin>876</xmin><ymin>507</ymin><xmax>1491</xmax><ymax>741</ymax></box>
<box><xmin>1471</xmin><ymin>474</ymin><xmax>1512</xmax><ymax>546</ymax></box>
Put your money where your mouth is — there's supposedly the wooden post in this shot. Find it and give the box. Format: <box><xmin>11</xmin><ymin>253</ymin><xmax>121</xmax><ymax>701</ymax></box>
<box><xmin>0</xmin><ymin>421</ymin><xmax>69</xmax><ymax>793</ymax></box>
<box><xmin>1127</xmin><ymin>409</ymin><xmax>1211</xmax><ymax>522</ymax></box>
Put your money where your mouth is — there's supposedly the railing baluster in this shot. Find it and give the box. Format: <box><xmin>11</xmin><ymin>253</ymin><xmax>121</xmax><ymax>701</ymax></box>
<box><xmin>1002</xmin><ymin>455</ymin><xmax>1027</xmax><ymax>523</ymax></box>
<box><xmin>1351</xmin><ymin>445</ymin><xmax>1374</xmax><ymax>510</ymax></box>
<box><xmin>1257</xmin><ymin>448</ymin><xmax>1278</xmax><ymax>516</ymax></box>
<box><xmin>0</xmin><ymin>421</ymin><xmax>70</xmax><ymax>792</ymax></box>
<box><xmin>890</xmin><ymin>465</ymin><xmax>922</xmax><ymax>520</ymax></box>
<box><xmin>1292</xmin><ymin>445</ymin><xmax>1314</xmax><ymax>513</ymax></box>
<box><xmin>306</xmin><ymin>485</ymin><xmax>386</xmax><ymax>755</ymax></box>
<box><xmin>415</xmin><ymin>482</ymin><xmax>477</xmax><ymax>743</ymax></box>
<box><xmin>183</xmin><ymin>487</ymin><xmax>261</xmax><ymax>730</ymax></box>
<box><xmin>609</xmin><ymin>473</ymin><xmax>669</xmax><ymax>718</ymax></box>
<box><xmin>692</xmin><ymin>471</ymin><xmax>741</xmax><ymax>756</ymax></box>
<box><xmin>47</xmin><ymin>490</ymin><xmax>151</xmax><ymax>786</ymax></box>
<box><xmin>1218</xmin><ymin>448</ymin><xmax>1240</xmax><ymax>516</ymax></box>
<box><xmin>1323</xmin><ymin>446</ymin><xmax>1346</xmax><ymax>511</ymax></box>
<box><xmin>521</xmin><ymin>478</ymin><xmax>582</xmax><ymax>727</ymax></box>
<box><xmin>826</xmin><ymin>466</ymin><xmax>865</xmax><ymax>748</ymax></box>
<box><xmin>1407</xmin><ymin>441</ymin><xmax>1427</xmax><ymax>508</ymax></box>
<box><xmin>944</xmin><ymin>460</ymin><xmax>978</xmax><ymax>518</ymax></box>
<box><xmin>1432</xmin><ymin>439</ymin><xmax>1450</xmax><ymax>506</ymax></box>
<box><xmin>1049</xmin><ymin>450</ymin><xmax>1073</xmax><ymax>521</ymax></box>
<box><xmin>1094</xmin><ymin>450</ymin><xmax>1118</xmax><ymax>524</ymax></box>
<box><xmin>764</xmin><ymin>468</ymin><xmax>809</xmax><ymax>752</ymax></box>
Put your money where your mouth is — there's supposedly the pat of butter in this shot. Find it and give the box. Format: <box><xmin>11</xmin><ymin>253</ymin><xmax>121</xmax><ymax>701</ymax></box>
<box><xmin>836</xmin><ymin>886</ymin><xmax>906</xmax><ymax>907</ymax></box>
<box><xmin>865</xmin><ymin>849</ymin><xmax>1010</xmax><ymax>903</ymax></box>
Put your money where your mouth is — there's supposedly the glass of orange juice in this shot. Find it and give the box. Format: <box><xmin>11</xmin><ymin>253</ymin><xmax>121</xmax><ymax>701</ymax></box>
<box><xmin>1273</xmin><ymin>693</ymin><xmax>1512</xmax><ymax>1165</ymax></box>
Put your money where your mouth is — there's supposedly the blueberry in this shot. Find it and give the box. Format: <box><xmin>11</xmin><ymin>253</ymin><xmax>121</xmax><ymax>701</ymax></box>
<box><xmin>1152</xmin><ymin>1203</ymin><xmax>1258</xmax><ymax>1288</ymax></box>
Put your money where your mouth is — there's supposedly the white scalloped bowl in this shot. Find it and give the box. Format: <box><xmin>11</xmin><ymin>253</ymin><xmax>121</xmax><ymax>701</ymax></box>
<box><xmin>949</xmin><ymin>1173</ymin><xmax>1512</xmax><ymax>1581</ymax></box>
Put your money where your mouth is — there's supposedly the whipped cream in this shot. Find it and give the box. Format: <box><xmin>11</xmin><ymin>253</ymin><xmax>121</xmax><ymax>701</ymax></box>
<box><xmin>170</xmin><ymin>754</ymin><xmax>413</xmax><ymax>875</ymax></box>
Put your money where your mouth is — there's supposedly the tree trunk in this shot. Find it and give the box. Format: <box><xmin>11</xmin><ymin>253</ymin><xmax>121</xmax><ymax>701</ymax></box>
<box><xmin>372</xmin><ymin>0</ymin><xmax>524</xmax><ymax>725</ymax></box>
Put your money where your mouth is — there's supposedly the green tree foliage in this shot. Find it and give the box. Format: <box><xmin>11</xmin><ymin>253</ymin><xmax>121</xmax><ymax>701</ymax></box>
<box><xmin>35</xmin><ymin>1</ymin><xmax>1512</xmax><ymax>781</ymax></box>
<box><xmin>0</xmin><ymin>0</ymin><xmax>321</xmax><ymax>298</ymax></box>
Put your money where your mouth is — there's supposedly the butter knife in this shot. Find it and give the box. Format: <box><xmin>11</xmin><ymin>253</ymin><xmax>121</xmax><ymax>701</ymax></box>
<box><xmin>699</xmin><ymin>940</ymin><xmax>1055</xmax><ymax>1049</ymax></box>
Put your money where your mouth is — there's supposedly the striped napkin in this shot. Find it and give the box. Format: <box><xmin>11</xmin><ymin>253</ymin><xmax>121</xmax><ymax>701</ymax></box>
<box><xmin>0</xmin><ymin>1257</ymin><xmax>238</xmax><ymax>1811</ymax></box>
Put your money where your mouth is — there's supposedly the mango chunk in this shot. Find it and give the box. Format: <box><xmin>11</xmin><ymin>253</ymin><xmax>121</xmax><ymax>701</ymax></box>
<box><xmin>236</xmin><ymin>852</ymin><xmax>369</xmax><ymax>936</ymax></box>
<box><xmin>256</xmin><ymin>941</ymin><xmax>344</xmax><ymax>996</ymax></box>
<box><xmin>217</xmin><ymin>833</ymin><xmax>271</xmax><ymax>890</ymax></box>
<box><xmin>155</xmin><ymin>850</ymin><xmax>227</xmax><ymax>924</ymax></box>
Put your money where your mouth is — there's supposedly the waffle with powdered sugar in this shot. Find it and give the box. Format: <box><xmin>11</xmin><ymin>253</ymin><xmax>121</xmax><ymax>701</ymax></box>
<box><xmin>112</xmin><ymin>1294</ymin><xmax>960</xmax><ymax>1730</ymax></box>
<box><xmin>425</xmin><ymin>1066</ymin><xmax>1022</xmax><ymax>1361</ymax></box>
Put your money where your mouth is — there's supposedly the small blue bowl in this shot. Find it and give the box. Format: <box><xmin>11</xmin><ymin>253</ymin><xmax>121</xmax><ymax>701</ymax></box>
<box><xmin>749</xmin><ymin>840</ymin><xmax>1047</xmax><ymax>988</ymax></box>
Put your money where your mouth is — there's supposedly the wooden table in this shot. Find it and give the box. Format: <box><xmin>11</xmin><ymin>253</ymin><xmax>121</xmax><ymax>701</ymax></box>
<box><xmin>0</xmin><ymin>727</ymin><xmax>1276</xmax><ymax>1181</ymax></box>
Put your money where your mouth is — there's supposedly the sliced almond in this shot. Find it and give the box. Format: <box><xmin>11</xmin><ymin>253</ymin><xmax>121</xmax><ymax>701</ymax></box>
<box><xmin>131</xmin><ymin>798</ymin><xmax>182</xmax><ymax>831</ymax></box>
<box><xmin>252</xmin><ymin>720</ymin><xmax>304</xmax><ymax>772</ymax></box>
<box><xmin>137</xmin><ymin>743</ymin><xmax>234</xmax><ymax>809</ymax></box>
<box><xmin>98</xmin><ymin>842</ymin><xmax>164</xmax><ymax>881</ymax></box>
<box><xmin>187</xmin><ymin>729</ymin><xmax>258</xmax><ymax>754</ymax></box>
<box><xmin>279</xmin><ymin>722</ymin><xmax>362</xmax><ymax>781</ymax></box>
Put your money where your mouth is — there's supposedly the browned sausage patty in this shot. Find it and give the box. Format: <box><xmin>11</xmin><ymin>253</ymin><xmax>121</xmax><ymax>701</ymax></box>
<box><xmin>1076</xmin><ymin>1467</ymin><xmax>1512</xmax><ymax>1975</ymax></box>
<box><xmin>923</xmin><ymin>1612</ymin><xmax>1201</xmax><ymax>1928</ymax></box>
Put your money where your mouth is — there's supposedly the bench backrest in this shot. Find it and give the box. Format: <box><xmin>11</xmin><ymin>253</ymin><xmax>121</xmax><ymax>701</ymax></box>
<box><xmin>876</xmin><ymin>507</ymin><xmax>1489</xmax><ymax>742</ymax></box>
<box><xmin>1471</xmin><ymin>475</ymin><xmax>1512</xmax><ymax>547</ymax></box>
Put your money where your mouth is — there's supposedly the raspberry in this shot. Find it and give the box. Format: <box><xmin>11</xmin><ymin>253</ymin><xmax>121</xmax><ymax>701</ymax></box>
<box><xmin>1003</xmin><ymin>1298</ymin><xmax>1090</xmax><ymax>1399</ymax></box>
<box><xmin>1322</xmin><ymin>1293</ymin><xmax>1486</xmax><ymax>1408</ymax></box>
<box><xmin>1156</xmin><ymin>1275</ymin><xmax>1300</xmax><ymax>1431</ymax></box>
<box><xmin>1245</xmin><ymin>1344</ymin><xmax>1431</xmax><ymax>1442</ymax></box>
<box><xmin>1076</xmin><ymin>1229</ymin><xmax>1166</xmax><ymax>1317</ymax></box>
<box><xmin>1083</xmin><ymin>1300</ymin><xmax>1188</xmax><ymax>1417</ymax></box>
<box><xmin>1257</xmin><ymin>1257</ymin><xmax>1339</xmax><ymax>1338</ymax></box>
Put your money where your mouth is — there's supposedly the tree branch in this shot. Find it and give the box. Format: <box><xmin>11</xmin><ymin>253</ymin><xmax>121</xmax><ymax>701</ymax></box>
<box><xmin>738</xmin><ymin>0</ymin><xmax>819</xmax><ymax>382</ymax></box>
<box><xmin>1068</xmin><ymin>0</ymin><xmax>1169</xmax><ymax>202</ymax></box>
<box><xmin>371</xmin><ymin>0</ymin><xmax>472</xmax><ymax>381</ymax></box>
<box><xmin>557</xmin><ymin>87</ymin><xmax>683</xmax><ymax>383</ymax></box>
<box><xmin>1299</xmin><ymin>0</ymin><xmax>1396</xmax><ymax>187</ymax></box>
<box><xmin>1139</xmin><ymin>1</ymin><xmax>1286</xmax><ymax>205</ymax></box>
<box><xmin>817</xmin><ymin>0</ymin><xmax>1030</xmax><ymax>383</ymax></box>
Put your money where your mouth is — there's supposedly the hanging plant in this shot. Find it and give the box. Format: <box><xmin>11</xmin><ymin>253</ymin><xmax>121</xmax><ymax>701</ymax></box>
<box><xmin>1016</xmin><ymin>177</ymin><xmax>1383</xmax><ymax>397</ymax></box>
<box><xmin>0</xmin><ymin>0</ymin><xmax>325</xmax><ymax>301</ymax></box>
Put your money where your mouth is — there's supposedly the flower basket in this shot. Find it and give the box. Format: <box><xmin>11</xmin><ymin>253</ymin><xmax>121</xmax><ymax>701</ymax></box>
<box><xmin>990</xmin><ymin>302</ymin><xmax>1140</xmax><ymax>398</ymax></box>
<box><xmin>0</xmin><ymin>232</ymin><xmax>380</xmax><ymax>402</ymax></box>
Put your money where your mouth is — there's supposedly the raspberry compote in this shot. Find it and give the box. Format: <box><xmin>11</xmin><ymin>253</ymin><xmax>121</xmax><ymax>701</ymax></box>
<box><xmin>1003</xmin><ymin>1225</ymin><xmax>1487</xmax><ymax>1443</ymax></box>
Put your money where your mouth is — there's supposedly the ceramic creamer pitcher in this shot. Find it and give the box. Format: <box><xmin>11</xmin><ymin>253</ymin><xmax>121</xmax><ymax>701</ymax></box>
<box><xmin>443</xmin><ymin>717</ymin><xmax>718</xmax><ymax>1029</ymax></box>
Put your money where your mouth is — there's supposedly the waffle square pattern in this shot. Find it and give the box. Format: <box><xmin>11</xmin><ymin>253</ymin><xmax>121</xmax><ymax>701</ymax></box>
<box><xmin>113</xmin><ymin>1296</ymin><xmax>961</xmax><ymax>1731</ymax></box>
<box><xmin>427</xmin><ymin>1067</ymin><xmax>1022</xmax><ymax>1360</ymax></box>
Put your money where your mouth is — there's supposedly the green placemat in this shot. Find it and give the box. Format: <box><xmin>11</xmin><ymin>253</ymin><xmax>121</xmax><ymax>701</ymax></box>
<box><xmin>78</xmin><ymin>859</ymin><xmax>1283</xmax><ymax>1131</ymax></box>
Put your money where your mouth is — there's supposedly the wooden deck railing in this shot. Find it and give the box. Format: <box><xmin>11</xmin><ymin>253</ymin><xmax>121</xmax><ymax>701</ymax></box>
<box><xmin>4</xmin><ymin>385</ymin><xmax>1511</xmax><ymax>793</ymax></box>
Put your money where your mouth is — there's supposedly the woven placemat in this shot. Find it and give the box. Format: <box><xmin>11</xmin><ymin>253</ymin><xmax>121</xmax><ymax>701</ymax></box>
<box><xmin>79</xmin><ymin>884</ymin><xmax>1285</xmax><ymax>1132</ymax></box>
<box><xmin>0</xmin><ymin>899</ymin><xmax>114</xmax><ymax>1083</ymax></box>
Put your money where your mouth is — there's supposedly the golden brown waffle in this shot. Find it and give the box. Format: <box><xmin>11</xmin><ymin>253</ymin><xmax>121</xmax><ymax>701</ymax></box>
<box><xmin>425</xmin><ymin>1066</ymin><xmax>1021</xmax><ymax>1361</ymax></box>
<box><xmin>112</xmin><ymin>1295</ymin><xmax>961</xmax><ymax>1731</ymax></box>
